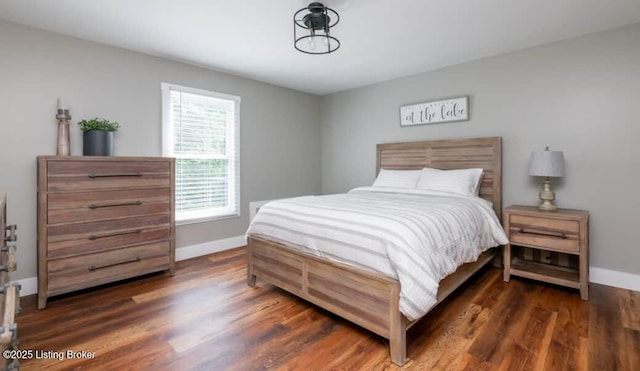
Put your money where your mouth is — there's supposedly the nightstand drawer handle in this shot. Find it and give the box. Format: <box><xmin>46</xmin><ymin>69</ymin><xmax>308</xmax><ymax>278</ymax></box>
<box><xmin>89</xmin><ymin>257</ymin><xmax>141</xmax><ymax>271</ymax></box>
<box><xmin>89</xmin><ymin>229</ymin><xmax>142</xmax><ymax>240</ymax></box>
<box><xmin>518</xmin><ymin>228</ymin><xmax>567</xmax><ymax>239</ymax></box>
<box><xmin>88</xmin><ymin>172</ymin><xmax>142</xmax><ymax>178</ymax></box>
<box><xmin>89</xmin><ymin>200</ymin><xmax>143</xmax><ymax>209</ymax></box>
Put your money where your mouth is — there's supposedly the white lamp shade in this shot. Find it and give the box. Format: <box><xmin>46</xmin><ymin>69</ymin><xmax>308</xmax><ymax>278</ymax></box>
<box><xmin>528</xmin><ymin>149</ymin><xmax>564</xmax><ymax>177</ymax></box>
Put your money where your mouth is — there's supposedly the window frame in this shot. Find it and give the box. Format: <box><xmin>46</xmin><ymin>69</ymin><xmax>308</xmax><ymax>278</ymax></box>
<box><xmin>161</xmin><ymin>82</ymin><xmax>241</xmax><ymax>225</ymax></box>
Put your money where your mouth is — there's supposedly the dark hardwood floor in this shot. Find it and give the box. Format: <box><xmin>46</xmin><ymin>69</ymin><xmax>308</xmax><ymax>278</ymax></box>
<box><xmin>17</xmin><ymin>247</ymin><xmax>640</xmax><ymax>370</ymax></box>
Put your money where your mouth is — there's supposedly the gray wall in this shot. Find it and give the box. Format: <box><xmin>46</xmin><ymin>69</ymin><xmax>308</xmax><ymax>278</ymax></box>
<box><xmin>0</xmin><ymin>21</ymin><xmax>322</xmax><ymax>280</ymax></box>
<box><xmin>321</xmin><ymin>23</ymin><xmax>640</xmax><ymax>275</ymax></box>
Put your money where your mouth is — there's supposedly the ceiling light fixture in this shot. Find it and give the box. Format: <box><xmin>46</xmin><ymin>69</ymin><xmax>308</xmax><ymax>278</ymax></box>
<box><xmin>294</xmin><ymin>2</ymin><xmax>340</xmax><ymax>54</ymax></box>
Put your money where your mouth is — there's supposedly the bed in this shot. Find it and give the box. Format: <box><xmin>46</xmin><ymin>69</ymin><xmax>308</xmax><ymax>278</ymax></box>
<box><xmin>246</xmin><ymin>136</ymin><xmax>504</xmax><ymax>365</ymax></box>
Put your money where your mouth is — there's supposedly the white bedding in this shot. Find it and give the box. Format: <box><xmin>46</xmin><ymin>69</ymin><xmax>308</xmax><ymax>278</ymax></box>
<box><xmin>246</xmin><ymin>187</ymin><xmax>509</xmax><ymax>321</ymax></box>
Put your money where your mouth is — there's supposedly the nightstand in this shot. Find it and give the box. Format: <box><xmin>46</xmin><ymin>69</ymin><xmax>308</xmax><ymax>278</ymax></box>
<box><xmin>503</xmin><ymin>205</ymin><xmax>589</xmax><ymax>300</ymax></box>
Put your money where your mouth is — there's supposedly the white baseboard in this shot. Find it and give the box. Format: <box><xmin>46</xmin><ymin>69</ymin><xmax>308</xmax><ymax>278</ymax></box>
<box><xmin>590</xmin><ymin>267</ymin><xmax>640</xmax><ymax>292</ymax></box>
<box><xmin>15</xmin><ymin>234</ymin><xmax>247</xmax><ymax>297</ymax></box>
<box><xmin>14</xmin><ymin>276</ymin><xmax>38</xmax><ymax>297</ymax></box>
<box><xmin>175</xmin><ymin>235</ymin><xmax>247</xmax><ymax>261</ymax></box>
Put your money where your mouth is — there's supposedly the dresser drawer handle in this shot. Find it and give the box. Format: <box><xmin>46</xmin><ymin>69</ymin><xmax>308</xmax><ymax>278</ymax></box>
<box><xmin>88</xmin><ymin>172</ymin><xmax>142</xmax><ymax>178</ymax></box>
<box><xmin>89</xmin><ymin>256</ymin><xmax>141</xmax><ymax>271</ymax></box>
<box><xmin>89</xmin><ymin>200</ymin><xmax>143</xmax><ymax>209</ymax></box>
<box><xmin>89</xmin><ymin>229</ymin><xmax>142</xmax><ymax>240</ymax></box>
<box><xmin>518</xmin><ymin>228</ymin><xmax>567</xmax><ymax>239</ymax></box>
<box><xmin>4</xmin><ymin>224</ymin><xmax>17</xmax><ymax>242</ymax></box>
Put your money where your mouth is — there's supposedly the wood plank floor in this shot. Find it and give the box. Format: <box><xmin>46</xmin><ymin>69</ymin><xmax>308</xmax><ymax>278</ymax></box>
<box><xmin>17</xmin><ymin>247</ymin><xmax>640</xmax><ymax>370</ymax></box>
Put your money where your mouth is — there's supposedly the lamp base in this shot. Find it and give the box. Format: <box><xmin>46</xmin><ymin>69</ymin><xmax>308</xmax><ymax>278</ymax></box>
<box><xmin>538</xmin><ymin>178</ymin><xmax>557</xmax><ymax>211</ymax></box>
<box><xmin>538</xmin><ymin>199</ymin><xmax>557</xmax><ymax>211</ymax></box>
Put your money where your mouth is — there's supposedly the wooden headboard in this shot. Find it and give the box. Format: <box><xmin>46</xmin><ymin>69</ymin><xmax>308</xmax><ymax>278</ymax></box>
<box><xmin>376</xmin><ymin>136</ymin><xmax>502</xmax><ymax>217</ymax></box>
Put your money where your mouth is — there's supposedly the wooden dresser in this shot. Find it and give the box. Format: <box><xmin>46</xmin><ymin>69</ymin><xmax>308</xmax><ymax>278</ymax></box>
<box><xmin>1</xmin><ymin>192</ymin><xmax>20</xmax><ymax>369</ymax></box>
<box><xmin>37</xmin><ymin>156</ymin><xmax>175</xmax><ymax>309</ymax></box>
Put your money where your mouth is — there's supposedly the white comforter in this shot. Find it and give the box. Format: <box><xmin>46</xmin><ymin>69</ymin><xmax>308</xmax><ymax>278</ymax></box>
<box><xmin>246</xmin><ymin>187</ymin><xmax>509</xmax><ymax>321</ymax></box>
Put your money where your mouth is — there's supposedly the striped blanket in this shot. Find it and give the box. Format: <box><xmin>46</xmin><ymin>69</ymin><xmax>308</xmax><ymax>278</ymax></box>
<box><xmin>246</xmin><ymin>187</ymin><xmax>508</xmax><ymax>321</ymax></box>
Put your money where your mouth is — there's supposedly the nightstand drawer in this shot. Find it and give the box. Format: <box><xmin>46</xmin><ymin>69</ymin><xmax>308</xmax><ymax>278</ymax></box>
<box><xmin>509</xmin><ymin>214</ymin><xmax>580</xmax><ymax>253</ymax></box>
<box><xmin>509</xmin><ymin>228</ymin><xmax>579</xmax><ymax>253</ymax></box>
<box><xmin>510</xmin><ymin>214</ymin><xmax>579</xmax><ymax>235</ymax></box>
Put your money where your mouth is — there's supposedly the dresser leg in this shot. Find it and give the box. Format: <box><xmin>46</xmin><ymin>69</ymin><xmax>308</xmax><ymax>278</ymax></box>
<box><xmin>580</xmin><ymin>286</ymin><xmax>589</xmax><ymax>300</ymax></box>
<box><xmin>247</xmin><ymin>273</ymin><xmax>256</xmax><ymax>287</ymax></box>
<box><xmin>37</xmin><ymin>295</ymin><xmax>47</xmax><ymax>310</ymax></box>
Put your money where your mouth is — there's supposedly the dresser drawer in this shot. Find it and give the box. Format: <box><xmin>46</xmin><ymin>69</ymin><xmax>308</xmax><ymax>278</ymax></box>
<box><xmin>509</xmin><ymin>214</ymin><xmax>580</xmax><ymax>253</ymax></box>
<box><xmin>47</xmin><ymin>241</ymin><xmax>171</xmax><ymax>294</ymax></box>
<box><xmin>47</xmin><ymin>213</ymin><xmax>171</xmax><ymax>258</ymax></box>
<box><xmin>47</xmin><ymin>160</ymin><xmax>170</xmax><ymax>192</ymax></box>
<box><xmin>48</xmin><ymin>187</ymin><xmax>171</xmax><ymax>224</ymax></box>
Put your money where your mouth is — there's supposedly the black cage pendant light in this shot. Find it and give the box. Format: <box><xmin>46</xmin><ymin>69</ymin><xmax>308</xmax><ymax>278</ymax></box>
<box><xmin>294</xmin><ymin>2</ymin><xmax>340</xmax><ymax>54</ymax></box>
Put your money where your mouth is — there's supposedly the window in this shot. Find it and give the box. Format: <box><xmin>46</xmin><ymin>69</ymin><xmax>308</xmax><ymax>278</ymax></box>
<box><xmin>161</xmin><ymin>83</ymin><xmax>240</xmax><ymax>224</ymax></box>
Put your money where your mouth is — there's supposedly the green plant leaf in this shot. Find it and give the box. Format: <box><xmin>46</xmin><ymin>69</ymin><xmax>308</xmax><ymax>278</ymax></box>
<box><xmin>77</xmin><ymin>118</ymin><xmax>120</xmax><ymax>132</ymax></box>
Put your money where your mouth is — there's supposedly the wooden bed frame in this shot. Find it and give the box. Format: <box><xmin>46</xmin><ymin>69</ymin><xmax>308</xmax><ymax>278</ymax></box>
<box><xmin>247</xmin><ymin>136</ymin><xmax>502</xmax><ymax>365</ymax></box>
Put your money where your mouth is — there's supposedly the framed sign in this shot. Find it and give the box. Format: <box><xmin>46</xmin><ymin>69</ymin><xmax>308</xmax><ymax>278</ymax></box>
<box><xmin>400</xmin><ymin>96</ymin><xmax>469</xmax><ymax>127</ymax></box>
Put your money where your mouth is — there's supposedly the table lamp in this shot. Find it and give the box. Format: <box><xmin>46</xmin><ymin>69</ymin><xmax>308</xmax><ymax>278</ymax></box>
<box><xmin>528</xmin><ymin>146</ymin><xmax>564</xmax><ymax>211</ymax></box>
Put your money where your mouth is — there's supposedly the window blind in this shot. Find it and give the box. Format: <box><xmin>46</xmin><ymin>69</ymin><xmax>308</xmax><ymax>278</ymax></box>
<box><xmin>161</xmin><ymin>83</ymin><xmax>240</xmax><ymax>223</ymax></box>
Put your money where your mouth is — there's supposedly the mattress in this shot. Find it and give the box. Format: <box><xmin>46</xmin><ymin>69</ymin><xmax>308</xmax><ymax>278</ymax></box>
<box><xmin>246</xmin><ymin>187</ymin><xmax>508</xmax><ymax>321</ymax></box>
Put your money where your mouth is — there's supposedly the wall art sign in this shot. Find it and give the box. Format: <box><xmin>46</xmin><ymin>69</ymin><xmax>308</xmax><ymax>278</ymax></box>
<box><xmin>400</xmin><ymin>96</ymin><xmax>469</xmax><ymax>127</ymax></box>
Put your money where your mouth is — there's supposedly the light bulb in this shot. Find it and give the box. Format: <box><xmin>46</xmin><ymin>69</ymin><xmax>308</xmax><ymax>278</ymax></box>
<box><xmin>308</xmin><ymin>37</ymin><xmax>316</xmax><ymax>50</ymax></box>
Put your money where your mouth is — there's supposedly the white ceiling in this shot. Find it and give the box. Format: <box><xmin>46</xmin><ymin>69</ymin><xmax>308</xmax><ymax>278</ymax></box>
<box><xmin>1</xmin><ymin>0</ymin><xmax>639</xmax><ymax>95</ymax></box>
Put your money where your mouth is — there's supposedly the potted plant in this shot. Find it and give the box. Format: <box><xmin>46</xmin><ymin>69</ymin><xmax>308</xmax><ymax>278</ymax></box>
<box><xmin>77</xmin><ymin>118</ymin><xmax>120</xmax><ymax>156</ymax></box>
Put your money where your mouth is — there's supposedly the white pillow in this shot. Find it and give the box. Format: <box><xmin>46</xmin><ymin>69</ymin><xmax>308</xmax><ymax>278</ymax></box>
<box><xmin>416</xmin><ymin>168</ymin><xmax>483</xmax><ymax>196</ymax></box>
<box><xmin>372</xmin><ymin>169</ymin><xmax>422</xmax><ymax>188</ymax></box>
